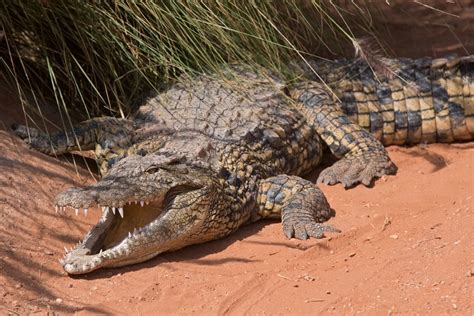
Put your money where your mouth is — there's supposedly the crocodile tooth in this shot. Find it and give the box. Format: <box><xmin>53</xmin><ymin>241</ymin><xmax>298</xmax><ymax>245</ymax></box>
<box><xmin>104</xmin><ymin>206</ymin><xmax>109</xmax><ymax>215</ymax></box>
<box><xmin>140</xmin><ymin>201</ymin><xmax>144</xmax><ymax>207</ymax></box>
<box><xmin>118</xmin><ymin>207</ymin><xmax>124</xmax><ymax>218</ymax></box>
<box><xmin>145</xmin><ymin>201</ymin><xmax>150</xmax><ymax>205</ymax></box>
<box><xmin>55</xmin><ymin>205</ymin><xmax>58</xmax><ymax>213</ymax></box>
<box><xmin>112</xmin><ymin>207</ymin><xmax>116</xmax><ymax>215</ymax></box>
<box><xmin>64</xmin><ymin>247</ymin><xmax>68</xmax><ymax>253</ymax></box>
<box><xmin>134</xmin><ymin>200</ymin><xmax>138</xmax><ymax>205</ymax></box>
<box><xmin>128</xmin><ymin>232</ymin><xmax>132</xmax><ymax>238</ymax></box>
<box><xmin>99</xmin><ymin>249</ymin><xmax>103</xmax><ymax>254</ymax></box>
<box><xmin>83</xmin><ymin>208</ymin><xmax>88</xmax><ymax>216</ymax></box>
<box><xmin>75</xmin><ymin>208</ymin><xmax>79</xmax><ymax>216</ymax></box>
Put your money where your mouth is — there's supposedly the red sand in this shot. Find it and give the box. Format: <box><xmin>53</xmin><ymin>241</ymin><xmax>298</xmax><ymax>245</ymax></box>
<box><xmin>1</xmin><ymin>129</ymin><xmax>473</xmax><ymax>315</ymax></box>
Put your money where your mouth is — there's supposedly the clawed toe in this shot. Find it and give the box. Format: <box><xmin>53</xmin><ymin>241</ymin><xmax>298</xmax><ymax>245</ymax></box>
<box><xmin>284</xmin><ymin>222</ymin><xmax>340</xmax><ymax>240</ymax></box>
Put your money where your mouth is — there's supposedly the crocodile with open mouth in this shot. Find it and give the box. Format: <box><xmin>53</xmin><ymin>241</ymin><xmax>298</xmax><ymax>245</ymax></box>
<box><xmin>12</xmin><ymin>55</ymin><xmax>474</xmax><ymax>274</ymax></box>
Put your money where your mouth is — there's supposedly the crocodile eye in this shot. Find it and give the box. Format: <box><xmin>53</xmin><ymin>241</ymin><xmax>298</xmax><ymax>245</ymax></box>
<box><xmin>145</xmin><ymin>166</ymin><xmax>160</xmax><ymax>174</ymax></box>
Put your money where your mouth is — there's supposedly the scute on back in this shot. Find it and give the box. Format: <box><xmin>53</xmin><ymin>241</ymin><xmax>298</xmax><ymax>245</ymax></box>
<box><xmin>133</xmin><ymin>67</ymin><xmax>323</xmax><ymax>175</ymax></box>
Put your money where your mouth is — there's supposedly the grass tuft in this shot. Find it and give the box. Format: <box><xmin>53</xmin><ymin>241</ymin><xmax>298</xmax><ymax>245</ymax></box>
<box><xmin>0</xmin><ymin>1</ymin><xmax>374</xmax><ymax>122</ymax></box>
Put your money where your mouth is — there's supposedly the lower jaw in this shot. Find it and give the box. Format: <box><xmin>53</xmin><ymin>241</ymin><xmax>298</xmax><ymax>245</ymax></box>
<box><xmin>62</xmin><ymin>239</ymin><xmax>162</xmax><ymax>274</ymax></box>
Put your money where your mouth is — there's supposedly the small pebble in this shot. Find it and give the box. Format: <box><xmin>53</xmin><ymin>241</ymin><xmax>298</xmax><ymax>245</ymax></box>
<box><xmin>55</xmin><ymin>298</ymin><xmax>63</xmax><ymax>304</ymax></box>
<box><xmin>15</xmin><ymin>284</ymin><xmax>22</xmax><ymax>289</ymax></box>
<box><xmin>303</xmin><ymin>275</ymin><xmax>315</xmax><ymax>281</ymax></box>
<box><xmin>349</xmin><ymin>252</ymin><xmax>356</xmax><ymax>257</ymax></box>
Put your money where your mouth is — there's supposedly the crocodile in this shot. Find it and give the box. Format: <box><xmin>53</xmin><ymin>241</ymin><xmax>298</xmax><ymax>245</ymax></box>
<box><xmin>12</xmin><ymin>55</ymin><xmax>474</xmax><ymax>274</ymax></box>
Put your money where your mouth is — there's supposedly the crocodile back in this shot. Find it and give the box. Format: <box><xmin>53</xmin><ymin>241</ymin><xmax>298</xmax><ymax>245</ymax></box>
<box><xmin>304</xmin><ymin>56</ymin><xmax>474</xmax><ymax>145</ymax></box>
<box><xmin>133</xmin><ymin>67</ymin><xmax>323</xmax><ymax>177</ymax></box>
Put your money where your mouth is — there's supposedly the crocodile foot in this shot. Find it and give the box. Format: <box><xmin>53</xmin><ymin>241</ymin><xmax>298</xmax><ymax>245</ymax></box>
<box><xmin>283</xmin><ymin>220</ymin><xmax>340</xmax><ymax>240</ymax></box>
<box><xmin>317</xmin><ymin>152</ymin><xmax>397</xmax><ymax>188</ymax></box>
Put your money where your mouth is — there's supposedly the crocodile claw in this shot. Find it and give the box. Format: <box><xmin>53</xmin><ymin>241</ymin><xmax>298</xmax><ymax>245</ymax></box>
<box><xmin>317</xmin><ymin>153</ymin><xmax>397</xmax><ymax>188</ymax></box>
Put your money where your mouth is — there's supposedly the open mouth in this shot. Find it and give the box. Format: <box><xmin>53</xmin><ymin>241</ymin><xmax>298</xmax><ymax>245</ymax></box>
<box><xmin>55</xmin><ymin>185</ymin><xmax>199</xmax><ymax>274</ymax></box>
<box><xmin>86</xmin><ymin>198</ymin><xmax>165</xmax><ymax>255</ymax></box>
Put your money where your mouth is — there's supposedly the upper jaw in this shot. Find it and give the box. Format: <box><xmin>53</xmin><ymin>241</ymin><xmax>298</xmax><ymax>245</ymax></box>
<box><xmin>52</xmin><ymin>152</ymin><xmax>208</xmax><ymax>212</ymax></box>
<box><xmin>53</xmin><ymin>181</ymin><xmax>166</xmax><ymax>217</ymax></box>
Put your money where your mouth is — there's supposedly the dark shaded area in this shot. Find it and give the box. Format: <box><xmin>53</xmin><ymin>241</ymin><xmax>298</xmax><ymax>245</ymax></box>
<box><xmin>0</xmin><ymin>131</ymin><xmax>107</xmax><ymax>314</ymax></box>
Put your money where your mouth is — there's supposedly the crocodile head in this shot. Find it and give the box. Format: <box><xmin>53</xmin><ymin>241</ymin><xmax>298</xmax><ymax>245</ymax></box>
<box><xmin>55</xmin><ymin>153</ymin><xmax>220</xmax><ymax>274</ymax></box>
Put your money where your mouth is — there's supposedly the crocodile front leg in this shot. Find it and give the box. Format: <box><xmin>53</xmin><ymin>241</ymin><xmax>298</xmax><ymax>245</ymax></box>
<box><xmin>12</xmin><ymin>117</ymin><xmax>134</xmax><ymax>154</ymax></box>
<box><xmin>254</xmin><ymin>175</ymin><xmax>340</xmax><ymax>239</ymax></box>
<box><xmin>292</xmin><ymin>82</ymin><xmax>397</xmax><ymax>188</ymax></box>
<box><xmin>13</xmin><ymin>117</ymin><xmax>135</xmax><ymax>174</ymax></box>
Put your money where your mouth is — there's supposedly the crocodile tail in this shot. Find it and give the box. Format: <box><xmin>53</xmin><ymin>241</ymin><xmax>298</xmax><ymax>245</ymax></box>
<box><xmin>330</xmin><ymin>55</ymin><xmax>474</xmax><ymax>145</ymax></box>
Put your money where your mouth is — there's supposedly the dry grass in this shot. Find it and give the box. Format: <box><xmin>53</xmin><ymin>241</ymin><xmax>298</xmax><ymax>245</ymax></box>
<box><xmin>0</xmin><ymin>2</ymin><xmax>371</xmax><ymax>119</ymax></box>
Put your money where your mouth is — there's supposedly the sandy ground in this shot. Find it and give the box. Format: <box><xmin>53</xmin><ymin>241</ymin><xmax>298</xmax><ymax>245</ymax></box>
<box><xmin>1</xmin><ymin>127</ymin><xmax>473</xmax><ymax>315</ymax></box>
<box><xmin>1</xmin><ymin>2</ymin><xmax>474</xmax><ymax>315</ymax></box>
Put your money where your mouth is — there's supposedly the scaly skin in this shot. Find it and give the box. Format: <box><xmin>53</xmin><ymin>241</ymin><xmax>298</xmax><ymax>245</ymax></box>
<box><xmin>301</xmin><ymin>55</ymin><xmax>474</xmax><ymax>145</ymax></box>
<box><xmin>12</xmin><ymin>57</ymin><xmax>473</xmax><ymax>274</ymax></box>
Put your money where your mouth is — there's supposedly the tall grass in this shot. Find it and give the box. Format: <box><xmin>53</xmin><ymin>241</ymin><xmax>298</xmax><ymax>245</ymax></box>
<box><xmin>0</xmin><ymin>1</ymin><xmax>371</xmax><ymax>123</ymax></box>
